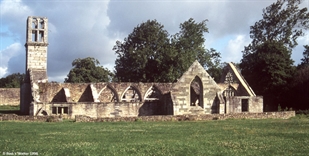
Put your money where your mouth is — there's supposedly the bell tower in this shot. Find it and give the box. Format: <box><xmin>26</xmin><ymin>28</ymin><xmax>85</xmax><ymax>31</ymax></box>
<box><xmin>25</xmin><ymin>16</ymin><xmax>48</xmax><ymax>81</ymax></box>
<box><xmin>21</xmin><ymin>16</ymin><xmax>48</xmax><ymax>115</ymax></box>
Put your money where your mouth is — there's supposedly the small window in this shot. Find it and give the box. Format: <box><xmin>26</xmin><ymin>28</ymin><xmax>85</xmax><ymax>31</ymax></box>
<box><xmin>242</xmin><ymin>99</ymin><xmax>249</xmax><ymax>112</ymax></box>
<box><xmin>52</xmin><ymin>107</ymin><xmax>69</xmax><ymax>115</ymax></box>
<box><xmin>63</xmin><ymin>107</ymin><xmax>68</xmax><ymax>114</ymax></box>
<box><xmin>32</xmin><ymin>18</ymin><xmax>37</xmax><ymax>29</ymax></box>
<box><xmin>39</xmin><ymin>31</ymin><xmax>44</xmax><ymax>42</ymax></box>
<box><xmin>32</xmin><ymin>30</ymin><xmax>37</xmax><ymax>42</ymax></box>
<box><xmin>39</xmin><ymin>19</ymin><xmax>44</xmax><ymax>29</ymax></box>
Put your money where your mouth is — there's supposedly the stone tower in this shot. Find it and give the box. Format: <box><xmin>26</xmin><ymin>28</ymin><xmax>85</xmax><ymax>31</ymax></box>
<box><xmin>21</xmin><ymin>16</ymin><xmax>48</xmax><ymax>115</ymax></box>
<box><xmin>24</xmin><ymin>16</ymin><xmax>48</xmax><ymax>81</ymax></box>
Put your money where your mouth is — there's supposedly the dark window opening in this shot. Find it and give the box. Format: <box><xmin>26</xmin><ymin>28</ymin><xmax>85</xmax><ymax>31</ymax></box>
<box><xmin>52</xmin><ymin>107</ymin><xmax>69</xmax><ymax>115</ymax></box>
<box><xmin>52</xmin><ymin>107</ymin><xmax>57</xmax><ymax>114</ymax></box>
<box><xmin>242</xmin><ymin>99</ymin><xmax>249</xmax><ymax>112</ymax></box>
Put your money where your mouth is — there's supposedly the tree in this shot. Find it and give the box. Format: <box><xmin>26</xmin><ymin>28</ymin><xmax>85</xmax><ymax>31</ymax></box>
<box><xmin>65</xmin><ymin>57</ymin><xmax>114</xmax><ymax>83</ymax></box>
<box><xmin>240</xmin><ymin>0</ymin><xmax>309</xmax><ymax>110</ymax></box>
<box><xmin>172</xmin><ymin>18</ymin><xmax>221</xmax><ymax>80</ymax></box>
<box><xmin>244</xmin><ymin>0</ymin><xmax>309</xmax><ymax>54</ymax></box>
<box><xmin>114</xmin><ymin>20</ymin><xmax>179</xmax><ymax>82</ymax></box>
<box><xmin>114</xmin><ymin>18</ymin><xmax>221</xmax><ymax>82</ymax></box>
<box><xmin>0</xmin><ymin>73</ymin><xmax>24</xmax><ymax>88</ymax></box>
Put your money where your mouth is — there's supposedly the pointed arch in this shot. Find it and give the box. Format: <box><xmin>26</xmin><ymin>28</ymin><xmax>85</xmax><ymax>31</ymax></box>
<box><xmin>144</xmin><ymin>85</ymin><xmax>162</xmax><ymax>101</ymax></box>
<box><xmin>121</xmin><ymin>86</ymin><xmax>142</xmax><ymax>102</ymax></box>
<box><xmin>190</xmin><ymin>75</ymin><xmax>203</xmax><ymax>107</ymax></box>
<box><xmin>98</xmin><ymin>85</ymin><xmax>119</xmax><ymax>102</ymax></box>
<box><xmin>223</xmin><ymin>86</ymin><xmax>237</xmax><ymax>97</ymax></box>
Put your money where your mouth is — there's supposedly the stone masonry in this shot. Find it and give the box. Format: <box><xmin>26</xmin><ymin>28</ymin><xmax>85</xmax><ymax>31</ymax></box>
<box><xmin>20</xmin><ymin>16</ymin><xmax>263</xmax><ymax>119</ymax></box>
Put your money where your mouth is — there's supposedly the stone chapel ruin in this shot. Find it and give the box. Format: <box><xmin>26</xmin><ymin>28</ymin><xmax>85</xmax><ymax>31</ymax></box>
<box><xmin>20</xmin><ymin>16</ymin><xmax>263</xmax><ymax>118</ymax></box>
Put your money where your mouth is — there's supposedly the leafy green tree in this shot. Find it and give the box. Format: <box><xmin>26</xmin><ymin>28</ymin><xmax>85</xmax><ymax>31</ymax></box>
<box><xmin>172</xmin><ymin>18</ymin><xmax>221</xmax><ymax>80</ymax></box>
<box><xmin>65</xmin><ymin>57</ymin><xmax>114</xmax><ymax>83</ymax></box>
<box><xmin>244</xmin><ymin>0</ymin><xmax>309</xmax><ymax>54</ymax></box>
<box><xmin>0</xmin><ymin>73</ymin><xmax>24</xmax><ymax>88</ymax></box>
<box><xmin>240</xmin><ymin>0</ymin><xmax>309</xmax><ymax>110</ymax></box>
<box><xmin>114</xmin><ymin>20</ymin><xmax>177</xmax><ymax>82</ymax></box>
<box><xmin>114</xmin><ymin>18</ymin><xmax>221</xmax><ymax>82</ymax></box>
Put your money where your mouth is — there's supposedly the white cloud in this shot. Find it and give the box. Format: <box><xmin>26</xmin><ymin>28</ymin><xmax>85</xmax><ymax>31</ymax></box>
<box><xmin>0</xmin><ymin>43</ymin><xmax>22</xmax><ymax>68</ymax></box>
<box><xmin>222</xmin><ymin>35</ymin><xmax>249</xmax><ymax>63</ymax></box>
<box><xmin>0</xmin><ymin>67</ymin><xmax>7</xmax><ymax>78</ymax></box>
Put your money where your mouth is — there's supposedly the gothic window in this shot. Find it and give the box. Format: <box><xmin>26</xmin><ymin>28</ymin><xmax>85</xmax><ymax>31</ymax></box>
<box><xmin>121</xmin><ymin>86</ymin><xmax>141</xmax><ymax>102</ymax></box>
<box><xmin>30</xmin><ymin>18</ymin><xmax>45</xmax><ymax>42</ymax></box>
<box><xmin>98</xmin><ymin>85</ymin><xmax>118</xmax><ymax>102</ymax></box>
<box><xmin>190</xmin><ymin>76</ymin><xmax>203</xmax><ymax>107</ymax></box>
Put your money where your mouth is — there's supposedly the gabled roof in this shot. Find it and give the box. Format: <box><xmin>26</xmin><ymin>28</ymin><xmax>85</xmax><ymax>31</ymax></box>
<box><xmin>226</xmin><ymin>63</ymin><xmax>256</xmax><ymax>96</ymax></box>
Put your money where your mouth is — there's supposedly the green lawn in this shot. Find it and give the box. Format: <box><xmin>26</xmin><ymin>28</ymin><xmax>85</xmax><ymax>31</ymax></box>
<box><xmin>0</xmin><ymin>118</ymin><xmax>309</xmax><ymax>156</ymax></box>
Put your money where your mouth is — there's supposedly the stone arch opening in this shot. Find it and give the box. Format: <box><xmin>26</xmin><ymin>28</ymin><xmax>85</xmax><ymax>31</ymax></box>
<box><xmin>139</xmin><ymin>86</ymin><xmax>163</xmax><ymax>116</ymax></box>
<box><xmin>98</xmin><ymin>85</ymin><xmax>119</xmax><ymax>102</ymax></box>
<box><xmin>121</xmin><ymin>86</ymin><xmax>141</xmax><ymax>102</ymax></box>
<box><xmin>190</xmin><ymin>76</ymin><xmax>203</xmax><ymax>108</ymax></box>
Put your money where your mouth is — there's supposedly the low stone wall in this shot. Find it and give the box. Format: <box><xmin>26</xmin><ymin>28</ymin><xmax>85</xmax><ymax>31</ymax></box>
<box><xmin>0</xmin><ymin>114</ymin><xmax>63</xmax><ymax>122</ymax></box>
<box><xmin>0</xmin><ymin>111</ymin><xmax>295</xmax><ymax>122</ymax></box>
<box><xmin>75</xmin><ymin>111</ymin><xmax>296</xmax><ymax>122</ymax></box>
<box><xmin>0</xmin><ymin>88</ymin><xmax>20</xmax><ymax>105</ymax></box>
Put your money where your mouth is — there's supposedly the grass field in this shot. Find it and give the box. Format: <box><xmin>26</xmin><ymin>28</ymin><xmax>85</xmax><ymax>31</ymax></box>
<box><xmin>0</xmin><ymin>118</ymin><xmax>309</xmax><ymax>156</ymax></box>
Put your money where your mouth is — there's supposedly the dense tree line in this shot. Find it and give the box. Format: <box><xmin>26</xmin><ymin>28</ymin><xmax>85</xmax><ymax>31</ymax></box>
<box><xmin>0</xmin><ymin>73</ymin><xmax>24</xmax><ymax>88</ymax></box>
<box><xmin>240</xmin><ymin>0</ymin><xmax>309</xmax><ymax>111</ymax></box>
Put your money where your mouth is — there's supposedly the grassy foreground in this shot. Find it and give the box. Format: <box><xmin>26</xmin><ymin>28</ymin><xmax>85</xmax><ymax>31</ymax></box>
<box><xmin>0</xmin><ymin>119</ymin><xmax>309</xmax><ymax>156</ymax></box>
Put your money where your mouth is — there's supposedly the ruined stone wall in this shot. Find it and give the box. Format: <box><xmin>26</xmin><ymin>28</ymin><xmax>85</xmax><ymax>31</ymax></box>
<box><xmin>0</xmin><ymin>88</ymin><xmax>20</xmax><ymax>105</ymax></box>
<box><xmin>75</xmin><ymin>111</ymin><xmax>295</xmax><ymax>122</ymax></box>
<box><xmin>37</xmin><ymin>82</ymin><xmax>172</xmax><ymax>103</ymax></box>
<box><xmin>226</xmin><ymin>96</ymin><xmax>263</xmax><ymax>113</ymax></box>
<box><xmin>249</xmin><ymin>96</ymin><xmax>263</xmax><ymax>112</ymax></box>
<box><xmin>31</xmin><ymin>82</ymin><xmax>174</xmax><ymax>117</ymax></box>
<box><xmin>0</xmin><ymin>111</ymin><xmax>295</xmax><ymax>122</ymax></box>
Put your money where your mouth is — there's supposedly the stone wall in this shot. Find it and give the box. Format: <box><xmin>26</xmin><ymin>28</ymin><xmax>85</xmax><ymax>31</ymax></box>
<box><xmin>0</xmin><ymin>111</ymin><xmax>295</xmax><ymax>122</ymax></box>
<box><xmin>75</xmin><ymin>111</ymin><xmax>295</xmax><ymax>122</ymax></box>
<box><xmin>0</xmin><ymin>88</ymin><xmax>20</xmax><ymax>105</ymax></box>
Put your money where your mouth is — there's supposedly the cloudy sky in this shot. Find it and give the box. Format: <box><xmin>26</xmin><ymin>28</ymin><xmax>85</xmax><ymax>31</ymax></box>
<box><xmin>1</xmin><ymin>0</ymin><xmax>308</xmax><ymax>82</ymax></box>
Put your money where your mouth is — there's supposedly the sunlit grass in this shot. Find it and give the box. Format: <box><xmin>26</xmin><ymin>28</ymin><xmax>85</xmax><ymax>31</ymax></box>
<box><xmin>0</xmin><ymin>119</ymin><xmax>309</xmax><ymax>156</ymax></box>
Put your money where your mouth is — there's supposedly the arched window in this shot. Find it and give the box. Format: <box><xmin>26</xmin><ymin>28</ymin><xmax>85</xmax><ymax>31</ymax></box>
<box><xmin>190</xmin><ymin>76</ymin><xmax>203</xmax><ymax>107</ymax></box>
<box><xmin>121</xmin><ymin>86</ymin><xmax>141</xmax><ymax>102</ymax></box>
<box><xmin>98</xmin><ymin>85</ymin><xmax>119</xmax><ymax>102</ymax></box>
